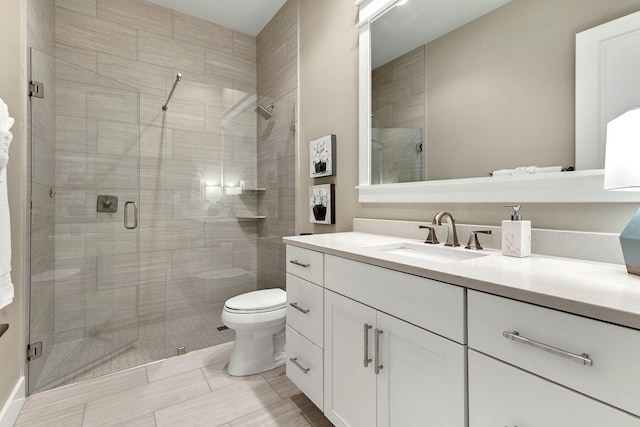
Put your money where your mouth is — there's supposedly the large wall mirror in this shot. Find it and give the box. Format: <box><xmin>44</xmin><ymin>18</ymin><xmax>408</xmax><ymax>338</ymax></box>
<box><xmin>356</xmin><ymin>0</ymin><xmax>640</xmax><ymax>203</ymax></box>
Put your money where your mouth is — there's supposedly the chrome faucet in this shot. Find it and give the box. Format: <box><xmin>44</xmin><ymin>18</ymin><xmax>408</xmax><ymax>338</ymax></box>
<box><xmin>432</xmin><ymin>211</ymin><xmax>460</xmax><ymax>247</ymax></box>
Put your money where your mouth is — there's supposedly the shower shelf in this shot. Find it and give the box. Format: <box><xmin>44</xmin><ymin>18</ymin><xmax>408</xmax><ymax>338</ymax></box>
<box><xmin>240</xmin><ymin>188</ymin><xmax>266</xmax><ymax>194</ymax></box>
<box><xmin>235</xmin><ymin>215</ymin><xmax>266</xmax><ymax>220</ymax></box>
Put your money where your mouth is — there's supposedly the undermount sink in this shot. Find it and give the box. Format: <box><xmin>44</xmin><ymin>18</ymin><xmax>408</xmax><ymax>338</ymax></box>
<box><xmin>370</xmin><ymin>242</ymin><xmax>489</xmax><ymax>263</ymax></box>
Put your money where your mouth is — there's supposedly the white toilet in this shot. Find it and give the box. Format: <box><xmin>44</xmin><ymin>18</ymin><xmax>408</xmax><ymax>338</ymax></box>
<box><xmin>221</xmin><ymin>288</ymin><xmax>287</xmax><ymax>376</ymax></box>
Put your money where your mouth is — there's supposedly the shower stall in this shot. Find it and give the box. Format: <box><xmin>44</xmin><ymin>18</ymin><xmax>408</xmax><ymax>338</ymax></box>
<box><xmin>28</xmin><ymin>47</ymin><xmax>296</xmax><ymax>393</ymax></box>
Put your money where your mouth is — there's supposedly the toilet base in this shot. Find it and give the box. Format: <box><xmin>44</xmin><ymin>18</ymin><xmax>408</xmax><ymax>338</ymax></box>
<box><xmin>226</xmin><ymin>327</ymin><xmax>286</xmax><ymax>376</ymax></box>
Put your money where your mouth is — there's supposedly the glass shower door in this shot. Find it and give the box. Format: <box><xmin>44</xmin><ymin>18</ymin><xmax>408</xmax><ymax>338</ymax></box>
<box><xmin>28</xmin><ymin>49</ymin><xmax>141</xmax><ymax>393</ymax></box>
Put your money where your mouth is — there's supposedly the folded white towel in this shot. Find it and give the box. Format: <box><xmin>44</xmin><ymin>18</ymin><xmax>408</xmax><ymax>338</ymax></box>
<box><xmin>536</xmin><ymin>166</ymin><xmax>563</xmax><ymax>174</ymax></box>
<box><xmin>0</xmin><ymin>131</ymin><xmax>11</xmax><ymax>172</ymax></box>
<box><xmin>491</xmin><ymin>166</ymin><xmax>564</xmax><ymax>177</ymax></box>
<box><xmin>0</xmin><ymin>98</ymin><xmax>14</xmax><ymax>311</ymax></box>
<box><xmin>491</xmin><ymin>167</ymin><xmax>534</xmax><ymax>176</ymax></box>
<box><xmin>0</xmin><ymin>99</ymin><xmax>14</xmax><ymax>132</ymax></box>
<box><xmin>0</xmin><ymin>166</ymin><xmax>13</xmax><ymax>311</ymax></box>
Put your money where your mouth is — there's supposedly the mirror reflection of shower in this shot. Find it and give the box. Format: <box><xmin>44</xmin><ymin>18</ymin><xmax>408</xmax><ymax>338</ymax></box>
<box><xmin>162</xmin><ymin>72</ymin><xmax>183</xmax><ymax>111</ymax></box>
<box><xmin>256</xmin><ymin>103</ymin><xmax>274</xmax><ymax>119</ymax></box>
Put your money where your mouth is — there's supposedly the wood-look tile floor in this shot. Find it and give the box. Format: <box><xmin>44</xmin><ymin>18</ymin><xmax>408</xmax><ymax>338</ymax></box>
<box><xmin>16</xmin><ymin>342</ymin><xmax>333</xmax><ymax>427</ymax></box>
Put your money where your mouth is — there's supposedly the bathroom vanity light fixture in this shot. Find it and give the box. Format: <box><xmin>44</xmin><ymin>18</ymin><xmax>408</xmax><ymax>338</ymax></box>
<box><xmin>604</xmin><ymin>108</ymin><xmax>640</xmax><ymax>276</ymax></box>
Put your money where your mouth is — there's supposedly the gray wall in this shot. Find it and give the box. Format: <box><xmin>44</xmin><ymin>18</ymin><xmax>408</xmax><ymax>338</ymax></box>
<box><xmin>256</xmin><ymin>0</ymin><xmax>299</xmax><ymax>290</ymax></box>
<box><xmin>425</xmin><ymin>0</ymin><xmax>640</xmax><ymax>180</ymax></box>
<box><xmin>0</xmin><ymin>0</ymin><xmax>26</xmax><ymax>412</ymax></box>
<box><xmin>299</xmin><ymin>0</ymin><xmax>360</xmax><ymax>234</ymax></box>
<box><xmin>298</xmin><ymin>0</ymin><xmax>639</xmax><ymax>235</ymax></box>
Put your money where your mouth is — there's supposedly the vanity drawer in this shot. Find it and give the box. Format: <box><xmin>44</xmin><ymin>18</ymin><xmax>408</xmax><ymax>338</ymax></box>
<box><xmin>286</xmin><ymin>245</ymin><xmax>324</xmax><ymax>285</ymax></box>
<box><xmin>468</xmin><ymin>290</ymin><xmax>640</xmax><ymax>416</ymax></box>
<box><xmin>286</xmin><ymin>273</ymin><xmax>324</xmax><ymax>348</ymax></box>
<box><xmin>469</xmin><ymin>350</ymin><xmax>640</xmax><ymax>426</ymax></box>
<box><xmin>324</xmin><ymin>254</ymin><xmax>465</xmax><ymax>344</ymax></box>
<box><xmin>286</xmin><ymin>326</ymin><xmax>323</xmax><ymax>411</ymax></box>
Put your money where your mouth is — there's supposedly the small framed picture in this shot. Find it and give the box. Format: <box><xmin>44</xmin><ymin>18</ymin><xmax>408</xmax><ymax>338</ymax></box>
<box><xmin>309</xmin><ymin>184</ymin><xmax>335</xmax><ymax>225</ymax></box>
<box><xmin>309</xmin><ymin>134</ymin><xmax>336</xmax><ymax>178</ymax></box>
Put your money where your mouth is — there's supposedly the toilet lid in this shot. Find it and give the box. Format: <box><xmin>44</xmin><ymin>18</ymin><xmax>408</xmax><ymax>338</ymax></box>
<box><xmin>225</xmin><ymin>288</ymin><xmax>286</xmax><ymax>312</ymax></box>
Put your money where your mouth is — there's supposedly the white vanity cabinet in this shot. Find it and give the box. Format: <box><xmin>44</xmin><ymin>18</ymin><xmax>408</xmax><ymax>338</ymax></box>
<box><xmin>468</xmin><ymin>290</ymin><xmax>640</xmax><ymax>425</ymax></box>
<box><xmin>469</xmin><ymin>350</ymin><xmax>640</xmax><ymax>426</ymax></box>
<box><xmin>285</xmin><ymin>239</ymin><xmax>640</xmax><ymax>425</ymax></box>
<box><xmin>323</xmin><ymin>255</ymin><xmax>466</xmax><ymax>427</ymax></box>
<box><xmin>285</xmin><ymin>246</ymin><xmax>324</xmax><ymax>410</ymax></box>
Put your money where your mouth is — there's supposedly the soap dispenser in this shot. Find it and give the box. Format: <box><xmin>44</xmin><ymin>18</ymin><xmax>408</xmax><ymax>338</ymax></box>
<box><xmin>502</xmin><ymin>205</ymin><xmax>531</xmax><ymax>258</ymax></box>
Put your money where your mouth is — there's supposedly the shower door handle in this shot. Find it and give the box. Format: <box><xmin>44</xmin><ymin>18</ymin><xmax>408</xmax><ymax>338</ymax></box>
<box><xmin>124</xmin><ymin>201</ymin><xmax>138</xmax><ymax>230</ymax></box>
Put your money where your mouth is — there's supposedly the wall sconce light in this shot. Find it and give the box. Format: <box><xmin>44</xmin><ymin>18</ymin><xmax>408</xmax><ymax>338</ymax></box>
<box><xmin>604</xmin><ymin>107</ymin><xmax>640</xmax><ymax>276</ymax></box>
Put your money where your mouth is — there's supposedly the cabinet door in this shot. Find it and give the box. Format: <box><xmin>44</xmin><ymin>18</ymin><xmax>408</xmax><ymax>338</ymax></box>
<box><xmin>376</xmin><ymin>312</ymin><xmax>467</xmax><ymax>427</ymax></box>
<box><xmin>324</xmin><ymin>290</ymin><xmax>377</xmax><ymax>427</ymax></box>
<box><xmin>469</xmin><ymin>350</ymin><xmax>640</xmax><ymax>427</ymax></box>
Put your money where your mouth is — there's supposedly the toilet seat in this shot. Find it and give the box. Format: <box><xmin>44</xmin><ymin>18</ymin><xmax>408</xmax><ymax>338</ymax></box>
<box><xmin>224</xmin><ymin>288</ymin><xmax>286</xmax><ymax>314</ymax></box>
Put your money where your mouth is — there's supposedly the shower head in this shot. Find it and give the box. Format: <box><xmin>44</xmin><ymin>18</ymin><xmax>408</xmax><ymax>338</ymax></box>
<box><xmin>256</xmin><ymin>103</ymin><xmax>274</xmax><ymax>119</ymax></box>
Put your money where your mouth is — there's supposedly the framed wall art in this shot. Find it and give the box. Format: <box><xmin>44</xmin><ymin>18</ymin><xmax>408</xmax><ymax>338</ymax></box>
<box><xmin>309</xmin><ymin>134</ymin><xmax>336</xmax><ymax>178</ymax></box>
<box><xmin>309</xmin><ymin>184</ymin><xmax>335</xmax><ymax>224</ymax></box>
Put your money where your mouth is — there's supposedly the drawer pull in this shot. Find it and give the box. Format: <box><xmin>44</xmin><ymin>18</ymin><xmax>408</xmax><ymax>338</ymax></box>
<box><xmin>375</xmin><ymin>328</ymin><xmax>384</xmax><ymax>374</ymax></box>
<box><xmin>289</xmin><ymin>260</ymin><xmax>310</xmax><ymax>268</ymax></box>
<box><xmin>290</xmin><ymin>357</ymin><xmax>310</xmax><ymax>374</ymax></box>
<box><xmin>289</xmin><ymin>302</ymin><xmax>310</xmax><ymax>314</ymax></box>
<box><xmin>364</xmin><ymin>324</ymin><xmax>372</xmax><ymax>368</ymax></box>
<box><xmin>503</xmin><ymin>331</ymin><xmax>593</xmax><ymax>366</ymax></box>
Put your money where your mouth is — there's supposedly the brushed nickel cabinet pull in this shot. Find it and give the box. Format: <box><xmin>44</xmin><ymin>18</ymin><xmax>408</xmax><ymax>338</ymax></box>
<box><xmin>290</xmin><ymin>357</ymin><xmax>310</xmax><ymax>374</ymax></box>
<box><xmin>289</xmin><ymin>260</ymin><xmax>310</xmax><ymax>268</ymax></box>
<box><xmin>375</xmin><ymin>328</ymin><xmax>384</xmax><ymax>374</ymax></box>
<box><xmin>503</xmin><ymin>331</ymin><xmax>593</xmax><ymax>366</ymax></box>
<box><xmin>289</xmin><ymin>302</ymin><xmax>310</xmax><ymax>314</ymax></box>
<box><xmin>364</xmin><ymin>323</ymin><xmax>372</xmax><ymax>368</ymax></box>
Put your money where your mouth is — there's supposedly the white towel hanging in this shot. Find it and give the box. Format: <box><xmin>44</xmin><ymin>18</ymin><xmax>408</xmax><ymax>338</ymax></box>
<box><xmin>0</xmin><ymin>98</ymin><xmax>14</xmax><ymax>311</ymax></box>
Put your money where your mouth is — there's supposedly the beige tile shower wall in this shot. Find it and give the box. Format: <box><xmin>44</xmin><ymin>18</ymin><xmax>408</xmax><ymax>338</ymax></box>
<box><xmin>371</xmin><ymin>46</ymin><xmax>425</xmax><ymax>130</ymax></box>
<box><xmin>256</xmin><ymin>0</ymin><xmax>299</xmax><ymax>290</ymax></box>
<box><xmin>52</xmin><ymin>0</ymin><xmax>258</xmax><ymax>348</ymax></box>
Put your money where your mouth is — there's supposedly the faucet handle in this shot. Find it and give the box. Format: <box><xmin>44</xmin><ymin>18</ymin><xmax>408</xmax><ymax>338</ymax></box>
<box><xmin>465</xmin><ymin>230</ymin><xmax>492</xmax><ymax>250</ymax></box>
<box><xmin>419</xmin><ymin>225</ymin><xmax>439</xmax><ymax>245</ymax></box>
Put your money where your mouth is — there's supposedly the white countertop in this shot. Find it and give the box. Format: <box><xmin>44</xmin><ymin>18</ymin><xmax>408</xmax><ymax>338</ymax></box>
<box><xmin>284</xmin><ymin>232</ymin><xmax>640</xmax><ymax>330</ymax></box>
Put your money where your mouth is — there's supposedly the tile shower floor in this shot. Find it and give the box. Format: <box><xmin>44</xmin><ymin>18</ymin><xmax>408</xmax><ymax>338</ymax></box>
<box><xmin>37</xmin><ymin>308</ymin><xmax>236</xmax><ymax>391</ymax></box>
<box><xmin>17</xmin><ymin>342</ymin><xmax>333</xmax><ymax>427</ymax></box>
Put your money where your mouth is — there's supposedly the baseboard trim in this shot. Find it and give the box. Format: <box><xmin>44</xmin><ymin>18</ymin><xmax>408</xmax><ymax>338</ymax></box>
<box><xmin>0</xmin><ymin>376</ymin><xmax>25</xmax><ymax>427</ymax></box>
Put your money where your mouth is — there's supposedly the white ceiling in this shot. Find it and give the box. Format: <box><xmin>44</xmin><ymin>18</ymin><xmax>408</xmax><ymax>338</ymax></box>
<box><xmin>147</xmin><ymin>0</ymin><xmax>287</xmax><ymax>37</ymax></box>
